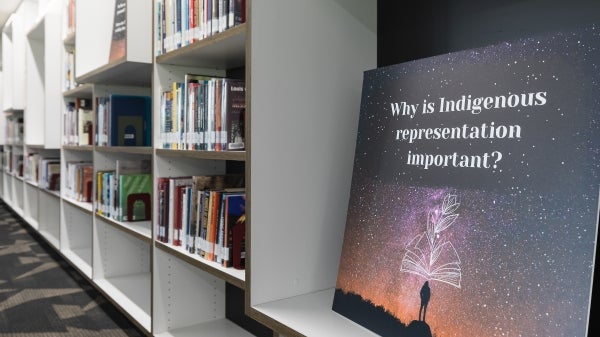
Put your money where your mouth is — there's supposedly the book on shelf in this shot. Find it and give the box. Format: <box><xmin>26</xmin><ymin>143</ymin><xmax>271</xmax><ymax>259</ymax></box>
<box><xmin>40</xmin><ymin>159</ymin><xmax>61</xmax><ymax>191</ymax></box>
<box><xmin>24</xmin><ymin>152</ymin><xmax>40</xmax><ymax>183</ymax></box>
<box><xmin>95</xmin><ymin>97</ymin><xmax>110</xmax><ymax>146</ymax></box>
<box><xmin>156</xmin><ymin>173</ymin><xmax>245</xmax><ymax>263</ymax></box>
<box><xmin>156</xmin><ymin>0</ymin><xmax>247</xmax><ymax>55</ymax></box>
<box><xmin>63</xmin><ymin>101</ymin><xmax>76</xmax><ymax>145</ymax></box>
<box><xmin>184</xmin><ymin>74</ymin><xmax>211</xmax><ymax>150</ymax></box>
<box><xmin>168</xmin><ymin>176</ymin><xmax>193</xmax><ymax>246</ymax></box>
<box><xmin>156</xmin><ymin>177</ymin><xmax>170</xmax><ymax>243</ymax></box>
<box><xmin>65</xmin><ymin>161</ymin><xmax>93</xmax><ymax>201</ymax></box>
<box><xmin>114</xmin><ymin>159</ymin><xmax>152</xmax><ymax>221</ymax></box>
<box><xmin>223</xmin><ymin>78</ymin><xmax>245</xmax><ymax>150</ymax></box>
<box><xmin>220</xmin><ymin>191</ymin><xmax>245</xmax><ymax>267</ymax></box>
<box><xmin>82</xmin><ymin>165</ymin><xmax>93</xmax><ymax>202</ymax></box>
<box><xmin>95</xmin><ymin>170</ymin><xmax>115</xmax><ymax>216</ymax></box>
<box><xmin>159</xmin><ymin>76</ymin><xmax>245</xmax><ymax>151</ymax></box>
<box><xmin>118</xmin><ymin>174</ymin><xmax>152</xmax><ymax>222</ymax></box>
<box><xmin>109</xmin><ymin>94</ymin><xmax>152</xmax><ymax>147</ymax></box>
<box><xmin>109</xmin><ymin>0</ymin><xmax>127</xmax><ymax>62</ymax></box>
<box><xmin>77</xmin><ymin>98</ymin><xmax>94</xmax><ymax>146</ymax></box>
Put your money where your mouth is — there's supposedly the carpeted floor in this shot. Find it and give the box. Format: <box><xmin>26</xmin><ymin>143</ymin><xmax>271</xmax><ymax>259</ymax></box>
<box><xmin>0</xmin><ymin>200</ymin><xmax>146</xmax><ymax>336</ymax></box>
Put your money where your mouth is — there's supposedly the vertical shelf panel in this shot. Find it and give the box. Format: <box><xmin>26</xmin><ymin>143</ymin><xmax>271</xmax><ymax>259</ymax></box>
<box><xmin>60</xmin><ymin>201</ymin><xmax>93</xmax><ymax>278</ymax></box>
<box><xmin>93</xmin><ymin>219</ymin><xmax>152</xmax><ymax>333</ymax></box>
<box><xmin>23</xmin><ymin>182</ymin><xmax>39</xmax><ymax>229</ymax></box>
<box><xmin>38</xmin><ymin>191</ymin><xmax>60</xmax><ymax>249</ymax></box>
<box><xmin>249</xmin><ymin>0</ymin><xmax>376</xmax><ymax>304</ymax></box>
<box><xmin>25</xmin><ymin>17</ymin><xmax>45</xmax><ymax>146</ymax></box>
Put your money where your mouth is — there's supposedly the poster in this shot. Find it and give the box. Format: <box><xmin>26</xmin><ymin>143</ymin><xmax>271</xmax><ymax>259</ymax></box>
<box><xmin>333</xmin><ymin>24</ymin><xmax>599</xmax><ymax>337</ymax></box>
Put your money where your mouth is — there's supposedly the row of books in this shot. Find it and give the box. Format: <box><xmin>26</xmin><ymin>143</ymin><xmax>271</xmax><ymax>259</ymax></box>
<box><xmin>23</xmin><ymin>153</ymin><xmax>60</xmax><ymax>191</ymax></box>
<box><xmin>5</xmin><ymin>150</ymin><xmax>24</xmax><ymax>179</ymax></box>
<box><xmin>96</xmin><ymin>94</ymin><xmax>152</xmax><ymax>147</ymax></box>
<box><xmin>155</xmin><ymin>0</ymin><xmax>246</xmax><ymax>56</ymax></box>
<box><xmin>63</xmin><ymin>98</ymin><xmax>93</xmax><ymax>146</ymax></box>
<box><xmin>64</xmin><ymin>161</ymin><xmax>93</xmax><ymax>202</ymax></box>
<box><xmin>95</xmin><ymin>159</ymin><xmax>152</xmax><ymax>222</ymax></box>
<box><xmin>5</xmin><ymin>116</ymin><xmax>24</xmax><ymax>145</ymax></box>
<box><xmin>63</xmin><ymin>49</ymin><xmax>77</xmax><ymax>92</ymax></box>
<box><xmin>156</xmin><ymin>174</ymin><xmax>246</xmax><ymax>269</ymax></box>
<box><xmin>159</xmin><ymin>75</ymin><xmax>245</xmax><ymax>151</ymax></box>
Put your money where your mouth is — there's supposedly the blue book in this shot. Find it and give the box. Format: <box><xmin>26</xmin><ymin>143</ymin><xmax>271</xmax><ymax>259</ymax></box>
<box><xmin>109</xmin><ymin>94</ymin><xmax>152</xmax><ymax>146</ymax></box>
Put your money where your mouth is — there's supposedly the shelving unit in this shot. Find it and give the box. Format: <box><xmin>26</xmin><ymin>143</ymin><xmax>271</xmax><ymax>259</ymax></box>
<box><xmin>1</xmin><ymin>0</ymin><xmax>378</xmax><ymax>336</ymax></box>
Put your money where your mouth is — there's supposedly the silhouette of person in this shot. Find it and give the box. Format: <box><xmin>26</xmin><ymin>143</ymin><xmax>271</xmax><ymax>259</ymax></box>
<box><xmin>419</xmin><ymin>281</ymin><xmax>431</xmax><ymax>322</ymax></box>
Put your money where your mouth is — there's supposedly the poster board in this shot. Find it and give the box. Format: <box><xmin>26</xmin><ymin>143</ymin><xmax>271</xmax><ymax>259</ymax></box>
<box><xmin>333</xmin><ymin>23</ymin><xmax>599</xmax><ymax>337</ymax></box>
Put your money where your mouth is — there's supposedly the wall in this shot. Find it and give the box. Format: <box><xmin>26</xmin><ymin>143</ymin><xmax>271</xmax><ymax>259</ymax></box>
<box><xmin>378</xmin><ymin>0</ymin><xmax>600</xmax><ymax>65</ymax></box>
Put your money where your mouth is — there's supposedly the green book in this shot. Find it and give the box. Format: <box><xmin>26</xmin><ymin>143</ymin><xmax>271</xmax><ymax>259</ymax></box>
<box><xmin>118</xmin><ymin>173</ymin><xmax>152</xmax><ymax>221</ymax></box>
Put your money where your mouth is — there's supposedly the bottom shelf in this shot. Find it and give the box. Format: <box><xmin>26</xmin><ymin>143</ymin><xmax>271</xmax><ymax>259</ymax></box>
<box><xmin>154</xmin><ymin>319</ymin><xmax>257</xmax><ymax>337</ymax></box>
<box><xmin>62</xmin><ymin>247</ymin><xmax>92</xmax><ymax>278</ymax></box>
<box><xmin>39</xmin><ymin>229</ymin><xmax>59</xmax><ymax>250</ymax></box>
<box><xmin>251</xmin><ymin>288</ymin><xmax>379</xmax><ymax>337</ymax></box>
<box><xmin>95</xmin><ymin>273</ymin><xmax>152</xmax><ymax>333</ymax></box>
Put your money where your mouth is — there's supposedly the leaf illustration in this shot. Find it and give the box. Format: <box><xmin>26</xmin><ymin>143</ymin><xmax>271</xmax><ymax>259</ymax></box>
<box><xmin>400</xmin><ymin>193</ymin><xmax>462</xmax><ymax>289</ymax></box>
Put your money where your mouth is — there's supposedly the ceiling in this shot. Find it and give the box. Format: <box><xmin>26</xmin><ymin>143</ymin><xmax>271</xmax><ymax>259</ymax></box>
<box><xmin>0</xmin><ymin>0</ymin><xmax>23</xmax><ymax>29</ymax></box>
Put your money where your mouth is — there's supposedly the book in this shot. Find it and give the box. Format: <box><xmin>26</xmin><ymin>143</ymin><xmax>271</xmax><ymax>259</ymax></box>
<box><xmin>82</xmin><ymin>165</ymin><xmax>93</xmax><ymax>202</ymax></box>
<box><xmin>118</xmin><ymin>173</ymin><xmax>152</xmax><ymax>222</ymax></box>
<box><xmin>156</xmin><ymin>177</ymin><xmax>170</xmax><ymax>243</ymax></box>
<box><xmin>76</xmin><ymin>98</ymin><xmax>93</xmax><ymax>146</ymax></box>
<box><xmin>169</xmin><ymin>176</ymin><xmax>193</xmax><ymax>246</ymax></box>
<box><xmin>109</xmin><ymin>0</ymin><xmax>127</xmax><ymax>62</ymax></box>
<box><xmin>96</xmin><ymin>97</ymin><xmax>110</xmax><ymax>146</ymax></box>
<box><xmin>223</xmin><ymin>79</ymin><xmax>245</xmax><ymax>150</ymax></box>
<box><xmin>221</xmin><ymin>192</ymin><xmax>245</xmax><ymax>267</ymax></box>
<box><xmin>115</xmin><ymin>159</ymin><xmax>151</xmax><ymax>220</ymax></box>
<box><xmin>231</xmin><ymin>204</ymin><xmax>245</xmax><ymax>270</ymax></box>
<box><xmin>187</xmin><ymin>174</ymin><xmax>245</xmax><ymax>256</ymax></box>
<box><xmin>109</xmin><ymin>94</ymin><xmax>152</xmax><ymax>147</ymax></box>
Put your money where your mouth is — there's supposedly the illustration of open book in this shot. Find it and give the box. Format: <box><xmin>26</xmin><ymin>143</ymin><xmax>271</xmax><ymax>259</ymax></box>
<box><xmin>400</xmin><ymin>194</ymin><xmax>462</xmax><ymax>288</ymax></box>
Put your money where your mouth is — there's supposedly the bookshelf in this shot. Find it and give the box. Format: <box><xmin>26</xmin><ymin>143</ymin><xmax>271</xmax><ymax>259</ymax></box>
<box><xmin>1</xmin><ymin>0</ymin><xmax>378</xmax><ymax>336</ymax></box>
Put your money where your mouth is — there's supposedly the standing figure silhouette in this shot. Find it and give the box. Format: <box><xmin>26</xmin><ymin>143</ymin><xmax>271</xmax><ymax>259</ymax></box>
<box><xmin>419</xmin><ymin>281</ymin><xmax>431</xmax><ymax>322</ymax></box>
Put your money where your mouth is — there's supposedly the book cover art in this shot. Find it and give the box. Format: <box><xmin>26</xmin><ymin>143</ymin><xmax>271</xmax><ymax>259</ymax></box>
<box><xmin>333</xmin><ymin>24</ymin><xmax>600</xmax><ymax>337</ymax></box>
<box><xmin>223</xmin><ymin>79</ymin><xmax>245</xmax><ymax>151</ymax></box>
<box><xmin>76</xmin><ymin>98</ymin><xmax>93</xmax><ymax>146</ymax></box>
<box><xmin>109</xmin><ymin>94</ymin><xmax>151</xmax><ymax>146</ymax></box>
<box><xmin>222</xmin><ymin>193</ymin><xmax>245</xmax><ymax>268</ymax></box>
<box><xmin>118</xmin><ymin>173</ymin><xmax>152</xmax><ymax>222</ymax></box>
<box><xmin>109</xmin><ymin>0</ymin><xmax>127</xmax><ymax>62</ymax></box>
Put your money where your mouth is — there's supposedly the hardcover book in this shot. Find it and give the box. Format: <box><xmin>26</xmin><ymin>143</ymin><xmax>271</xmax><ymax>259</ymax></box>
<box><xmin>221</xmin><ymin>192</ymin><xmax>245</xmax><ymax>268</ymax></box>
<box><xmin>76</xmin><ymin>98</ymin><xmax>93</xmax><ymax>146</ymax></box>
<box><xmin>332</xmin><ymin>24</ymin><xmax>599</xmax><ymax>337</ymax></box>
<box><xmin>118</xmin><ymin>173</ymin><xmax>152</xmax><ymax>222</ymax></box>
<box><xmin>109</xmin><ymin>0</ymin><xmax>127</xmax><ymax>62</ymax></box>
<box><xmin>109</xmin><ymin>94</ymin><xmax>152</xmax><ymax>146</ymax></box>
<box><xmin>223</xmin><ymin>79</ymin><xmax>245</xmax><ymax>151</ymax></box>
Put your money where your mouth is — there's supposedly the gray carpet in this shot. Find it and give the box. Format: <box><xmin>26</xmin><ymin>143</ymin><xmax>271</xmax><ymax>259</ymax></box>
<box><xmin>0</xmin><ymin>201</ymin><xmax>145</xmax><ymax>336</ymax></box>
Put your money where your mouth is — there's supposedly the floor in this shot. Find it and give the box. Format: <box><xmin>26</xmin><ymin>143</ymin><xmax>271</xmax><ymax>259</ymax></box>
<box><xmin>0</xmin><ymin>200</ymin><xmax>146</xmax><ymax>336</ymax></box>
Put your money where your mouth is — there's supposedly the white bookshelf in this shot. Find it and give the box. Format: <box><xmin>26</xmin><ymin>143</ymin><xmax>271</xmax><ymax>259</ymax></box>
<box><xmin>27</xmin><ymin>0</ymin><xmax>63</xmax><ymax>149</ymax></box>
<box><xmin>1</xmin><ymin>0</ymin><xmax>379</xmax><ymax>336</ymax></box>
<box><xmin>60</xmin><ymin>198</ymin><xmax>93</xmax><ymax>278</ymax></box>
<box><xmin>75</xmin><ymin>0</ymin><xmax>152</xmax><ymax>86</ymax></box>
<box><xmin>246</xmin><ymin>1</ymin><xmax>376</xmax><ymax>336</ymax></box>
<box><xmin>93</xmin><ymin>219</ymin><xmax>152</xmax><ymax>332</ymax></box>
<box><xmin>38</xmin><ymin>187</ymin><xmax>61</xmax><ymax>249</ymax></box>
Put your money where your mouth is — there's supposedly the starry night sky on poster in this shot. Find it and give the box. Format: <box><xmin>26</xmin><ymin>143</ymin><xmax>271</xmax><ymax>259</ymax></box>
<box><xmin>333</xmin><ymin>24</ymin><xmax>600</xmax><ymax>337</ymax></box>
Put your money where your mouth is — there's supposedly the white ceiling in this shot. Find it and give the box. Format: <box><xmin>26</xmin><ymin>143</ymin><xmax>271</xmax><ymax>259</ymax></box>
<box><xmin>0</xmin><ymin>0</ymin><xmax>23</xmax><ymax>29</ymax></box>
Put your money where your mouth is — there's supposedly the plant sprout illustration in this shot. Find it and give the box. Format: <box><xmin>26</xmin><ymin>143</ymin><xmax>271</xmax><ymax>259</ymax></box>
<box><xmin>400</xmin><ymin>193</ymin><xmax>462</xmax><ymax>288</ymax></box>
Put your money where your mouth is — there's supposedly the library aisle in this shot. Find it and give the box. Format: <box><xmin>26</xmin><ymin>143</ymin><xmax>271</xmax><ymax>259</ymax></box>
<box><xmin>0</xmin><ymin>200</ymin><xmax>144</xmax><ymax>336</ymax></box>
